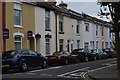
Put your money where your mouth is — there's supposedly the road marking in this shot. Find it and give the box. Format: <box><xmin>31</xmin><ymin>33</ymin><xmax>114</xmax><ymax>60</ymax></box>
<box><xmin>26</xmin><ymin>73</ymin><xmax>36</xmax><ymax>75</ymax></box>
<box><xmin>82</xmin><ymin>72</ymin><xmax>88</xmax><ymax>79</ymax></box>
<box><xmin>41</xmin><ymin>74</ymin><xmax>52</xmax><ymax>76</ymax></box>
<box><xmin>29</xmin><ymin>69</ymin><xmax>45</xmax><ymax>73</ymax></box>
<box><xmin>57</xmin><ymin>67</ymin><xmax>89</xmax><ymax>77</ymax></box>
<box><xmin>69</xmin><ymin>73</ymin><xmax>80</xmax><ymax>77</ymax></box>
<box><xmin>80</xmin><ymin>72</ymin><xmax>85</xmax><ymax>77</ymax></box>
<box><xmin>29</xmin><ymin>66</ymin><xmax>62</xmax><ymax>73</ymax></box>
<box><xmin>48</xmin><ymin>66</ymin><xmax>62</xmax><ymax>69</ymax></box>
<box><xmin>89</xmin><ymin>64</ymin><xmax>116</xmax><ymax>72</ymax></box>
<box><xmin>102</xmin><ymin>61</ymin><xmax>117</xmax><ymax>66</ymax></box>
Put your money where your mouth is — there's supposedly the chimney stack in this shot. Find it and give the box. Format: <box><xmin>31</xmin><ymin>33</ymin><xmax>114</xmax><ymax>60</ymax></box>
<box><xmin>59</xmin><ymin>0</ymin><xmax>68</xmax><ymax>9</ymax></box>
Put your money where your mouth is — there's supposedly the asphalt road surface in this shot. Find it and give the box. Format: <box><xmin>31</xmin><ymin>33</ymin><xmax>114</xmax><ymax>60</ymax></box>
<box><xmin>2</xmin><ymin>58</ymin><xmax>117</xmax><ymax>80</ymax></box>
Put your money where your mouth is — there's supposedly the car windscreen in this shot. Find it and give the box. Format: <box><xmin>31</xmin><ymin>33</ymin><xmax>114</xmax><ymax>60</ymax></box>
<box><xmin>53</xmin><ymin>51</ymin><xmax>64</xmax><ymax>55</ymax></box>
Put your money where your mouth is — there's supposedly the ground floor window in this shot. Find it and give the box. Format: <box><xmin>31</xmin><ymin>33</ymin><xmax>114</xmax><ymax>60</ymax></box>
<box><xmin>59</xmin><ymin>39</ymin><xmax>64</xmax><ymax>51</ymax></box>
<box><xmin>67</xmin><ymin>40</ymin><xmax>70</xmax><ymax>52</ymax></box>
<box><xmin>77</xmin><ymin>40</ymin><xmax>80</xmax><ymax>49</ymax></box>
<box><xmin>102</xmin><ymin>41</ymin><xmax>104</xmax><ymax>49</ymax></box>
<box><xmin>105</xmin><ymin>42</ymin><xmax>108</xmax><ymax>48</ymax></box>
<box><xmin>14</xmin><ymin>35</ymin><xmax>22</xmax><ymax>50</ymax></box>
<box><xmin>96</xmin><ymin>41</ymin><xmax>98</xmax><ymax>49</ymax></box>
<box><xmin>46</xmin><ymin>38</ymin><xmax>50</xmax><ymax>54</ymax></box>
<box><xmin>84</xmin><ymin>42</ymin><xmax>89</xmax><ymax>49</ymax></box>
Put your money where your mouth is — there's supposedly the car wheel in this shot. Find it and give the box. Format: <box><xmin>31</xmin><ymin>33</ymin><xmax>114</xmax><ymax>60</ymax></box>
<box><xmin>20</xmin><ymin>62</ymin><xmax>28</xmax><ymax>72</ymax></box>
<box><xmin>41</xmin><ymin>61</ymin><xmax>47</xmax><ymax>69</ymax></box>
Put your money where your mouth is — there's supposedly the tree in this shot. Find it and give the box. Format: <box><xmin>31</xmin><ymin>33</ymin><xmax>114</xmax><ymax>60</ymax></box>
<box><xmin>98</xmin><ymin>0</ymin><xmax>120</xmax><ymax>80</ymax></box>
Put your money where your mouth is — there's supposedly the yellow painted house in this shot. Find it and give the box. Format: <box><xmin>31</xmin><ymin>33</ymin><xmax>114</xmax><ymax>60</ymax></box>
<box><xmin>5</xmin><ymin>2</ymin><xmax>35</xmax><ymax>51</ymax></box>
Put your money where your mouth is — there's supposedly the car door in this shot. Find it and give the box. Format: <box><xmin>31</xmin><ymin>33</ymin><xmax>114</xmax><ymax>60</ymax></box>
<box><xmin>28</xmin><ymin>50</ymin><xmax>43</xmax><ymax>67</ymax></box>
<box><xmin>21</xmin><ymin>50</ymin><xmax>34</xmax><ymax>67</ymax></box>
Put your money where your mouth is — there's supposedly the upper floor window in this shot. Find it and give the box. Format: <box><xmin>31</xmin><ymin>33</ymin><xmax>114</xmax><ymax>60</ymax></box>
<box><xmin>101</xmin><ymin>27</ymin><xmax>104</xmax><ymax>36</ymax></box>
<box><xmin>76</xmin><ymin>20</ymin><xmax>80</xmax><ymax>34</ymax></box>
<box><xmin>14</xmin><ymin>3</ymin><xmax>22</xmax><ymax>27</ymax></box>
<box><xmin>59</xmin><ymin>15</ymin><xmax>64</xmax><ymax>33</ymax></box>
<box><xmin>96</xmin><ymin>25</ymin><xmax>98</xmax><ymax>36</ymax></box>
<box><xmin>85</xmin><ymin>23</ymin><xmax>89</xmax><ymax>32</ymax></box>
<box><xmin>45</xmin><ymin>10</ymin><xmax>50</xmax><ymax>30</ymax></box>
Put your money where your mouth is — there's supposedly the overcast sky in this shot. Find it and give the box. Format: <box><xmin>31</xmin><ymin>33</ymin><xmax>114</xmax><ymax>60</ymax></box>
<box><xmin>56</xmin><ymin>0</ymin><xmax>111</xmax><ymax>21</ymax></box>
<box><xmin>56</xmin><ymin>0</ymin><xmax>100</xmax><ymax>16</ymax></box>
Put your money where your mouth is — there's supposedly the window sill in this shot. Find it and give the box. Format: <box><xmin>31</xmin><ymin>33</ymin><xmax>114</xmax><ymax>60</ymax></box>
<box><xmin>14</xmin><ymin>25</ymin><xmax>23</xmax><ymax>28</ymax></box>
<box><xmin>45</xmin><ymin>29</ymin><xmax>51</xmax><ymax>31</ymax></box>
<box><xmin>59</xmin><ymin>32</ymin><xmax>64</xmax><ymax>34</ymax></box>
<box><xmin>76</xmin><ymin>34</ymin><xmax>80</xmax><ymax>36</ymax></box>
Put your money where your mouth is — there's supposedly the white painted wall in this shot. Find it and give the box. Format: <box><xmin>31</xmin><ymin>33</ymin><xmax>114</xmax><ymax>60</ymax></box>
<box><xmin>35</xmin><ymin>6</ymin><xmax>56</xmax><ymax>56</ymax></box>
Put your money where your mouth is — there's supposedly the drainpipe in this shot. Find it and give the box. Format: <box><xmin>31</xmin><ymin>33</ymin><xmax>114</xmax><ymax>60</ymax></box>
<box><xmin>2</xmin><ymin>2</ymin><xmax>6</xmax><ymax>52</ymax></box>
<box><xmin>55</xmin><ymin>11</ymin><xmax>58</xmax><ymax>52</ymax></box>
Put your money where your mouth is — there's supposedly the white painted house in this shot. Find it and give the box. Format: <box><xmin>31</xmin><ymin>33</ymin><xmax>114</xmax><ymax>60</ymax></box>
<box><xmin>34</xmin><ymin>2</ymin><xmax>113</xmax><ymax>56</ymax></box>
<box><xmin>35</xmin><ymin>3</ymin><xmax>56</xmax><ymax>56</ymax></box>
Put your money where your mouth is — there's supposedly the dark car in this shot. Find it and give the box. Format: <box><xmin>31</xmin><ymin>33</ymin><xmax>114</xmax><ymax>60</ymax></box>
<box><xmin>71</xmin><ymin>48</ymin><xmax>97</xmax><ymax>62</ymax></box>
<box><xmin>2</xmin><ymin>49</ymin><xmax>47</xmax><ymax>72</ymax></box>
<box><xmin>90</xmin><ymin>49</ymin><xmax>101</xmax><ymax>60</ymax></box>
<box><xmin>98</xmin><ymin>49</ymin><xmax>108</xmax><ymax>59</ymax></box>
<box><xmin>105</xmin><ymin>48</ymin><xmax>116</xmax><ymax>58</ymax></box>
<box><xmin>46</xmin><ymin>51</ymin><xmax>77</xmax><ymax>65</ymax></box>
<box><xmin>71</xmin><ymin>49</ymin><xmax>87</xmax><ymax>62</ymax></box>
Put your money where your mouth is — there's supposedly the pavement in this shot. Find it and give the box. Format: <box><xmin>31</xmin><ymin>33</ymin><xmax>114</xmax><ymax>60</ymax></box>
<box><xmin>88</xmin><ymin>64</ymin><xmax>118</xmax><ymax>80</ymax></box>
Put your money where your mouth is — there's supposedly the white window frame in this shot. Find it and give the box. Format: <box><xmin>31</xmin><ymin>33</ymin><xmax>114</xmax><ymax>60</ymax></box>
<box><xmin>96</xmin><ymin>25</ymin><xmax>98</xmax><ymax>36</ymax></box>
<box><xmin>77</xmin><ymin>40</ymin><xmax>80</xmax><ymax>49</ymax></box>
<box><xmin>14</xmin><ymin>35</ymin><xmax>22</xmax><ymax>50</ymax></box>
<box><xmin>45</xmin><ymin>10</ymin><xmax>50</xmax><ymax>30</ymax></box>
<box><xmin>46</xmin><ymin>38</ymin><xmax>50</xmax><ymax>54</ymax></box>
<box><xmin>59</xmin><ymin>15</ymin><xmax>64</xmax><ymax>32</ymax></box>
<box><xmin>59</xmin><ymin>39</ymin><xmax>64</xmax><ymax>51</ymax></box>
<box><xmin>85</xmin><ymin>23</ymin><xmax>89</xmax><ymax>32</ymax></box>
<box><xmin>14</xmin><ymin>2</ymin><xmax>22</xmax><ymax>28</ymax></box>
<box><xmin>76</xmin><ymin>20</ymin><xmax>80</xmax><ymax>34</ymax></box>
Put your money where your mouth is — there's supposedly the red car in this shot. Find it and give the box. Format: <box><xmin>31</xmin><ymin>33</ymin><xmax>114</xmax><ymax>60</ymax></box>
<box><xmin>46</xmin><ymin>51</ymin><xmax>77</xmax><ymax>65</ymax></box>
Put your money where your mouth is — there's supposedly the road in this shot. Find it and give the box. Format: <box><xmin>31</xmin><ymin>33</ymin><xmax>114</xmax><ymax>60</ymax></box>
<box><xmin>2</xmin><ymin>58</ymin><xmax>117</xmax><ymax>80</ymax></box>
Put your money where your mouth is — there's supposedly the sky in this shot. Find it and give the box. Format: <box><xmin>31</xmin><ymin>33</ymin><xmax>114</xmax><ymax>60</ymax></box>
<box><xmin>56</xmin><ymin>0</ymin><xmax>111</xmax><ymax>21</ymax></box>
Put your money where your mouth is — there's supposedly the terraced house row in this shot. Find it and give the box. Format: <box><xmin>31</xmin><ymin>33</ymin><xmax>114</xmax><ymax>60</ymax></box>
<box><xmin>0</xmin><ymin>1</ymin><xmax>113</xmax><ymax>56</ymax></box>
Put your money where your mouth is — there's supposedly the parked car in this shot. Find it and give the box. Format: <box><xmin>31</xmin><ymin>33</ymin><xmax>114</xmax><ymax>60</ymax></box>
<box><xmin>105</xmin><ymin>48</ymin><xmax>116</xmax><ymax>58</ymax></box>
<box><xmin>46</xmin><ymin>51</ymin><xmax>77</xmax><ymax>65</ymax></box>
<box><xmin>98</xmin><ymin>49</ymin><xmax>108</xmax><ymax>59</ymax></box>
<box><xmin>2</xmin><ymin>49</ymin><xmax>47</xmax><ymax>72</ymax></box>
<box><xmin>71</xmin><ymin>48</ymin><xmax>97</xmax><ymax>62</ymax></box>
<box><xmin>71</xmin><ymin>48</ymin><xmax>87</xmax><ymax>62</ymax></box>
<box><xmin>90</xmin><ymin>49</ymin><xmax>101</xmax><ymax>60</ymax></box>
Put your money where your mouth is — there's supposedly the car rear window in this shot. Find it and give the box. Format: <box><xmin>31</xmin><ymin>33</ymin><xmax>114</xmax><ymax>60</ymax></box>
<box><xmin>2</xmin><ymin>51</ymin><xmax>16</xmax><ymax>56</ymax></box>
<box><xmin>2</xmin><ymin>51</ymin><xmax>17</xmax><ymax>59</ymax></box>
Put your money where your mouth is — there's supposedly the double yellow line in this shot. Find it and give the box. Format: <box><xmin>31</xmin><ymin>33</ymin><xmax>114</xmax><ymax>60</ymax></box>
<box><xmin>80</xmin><ymin>72</ymin><xmax>88</xmax><ymax>79</ymax></box>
